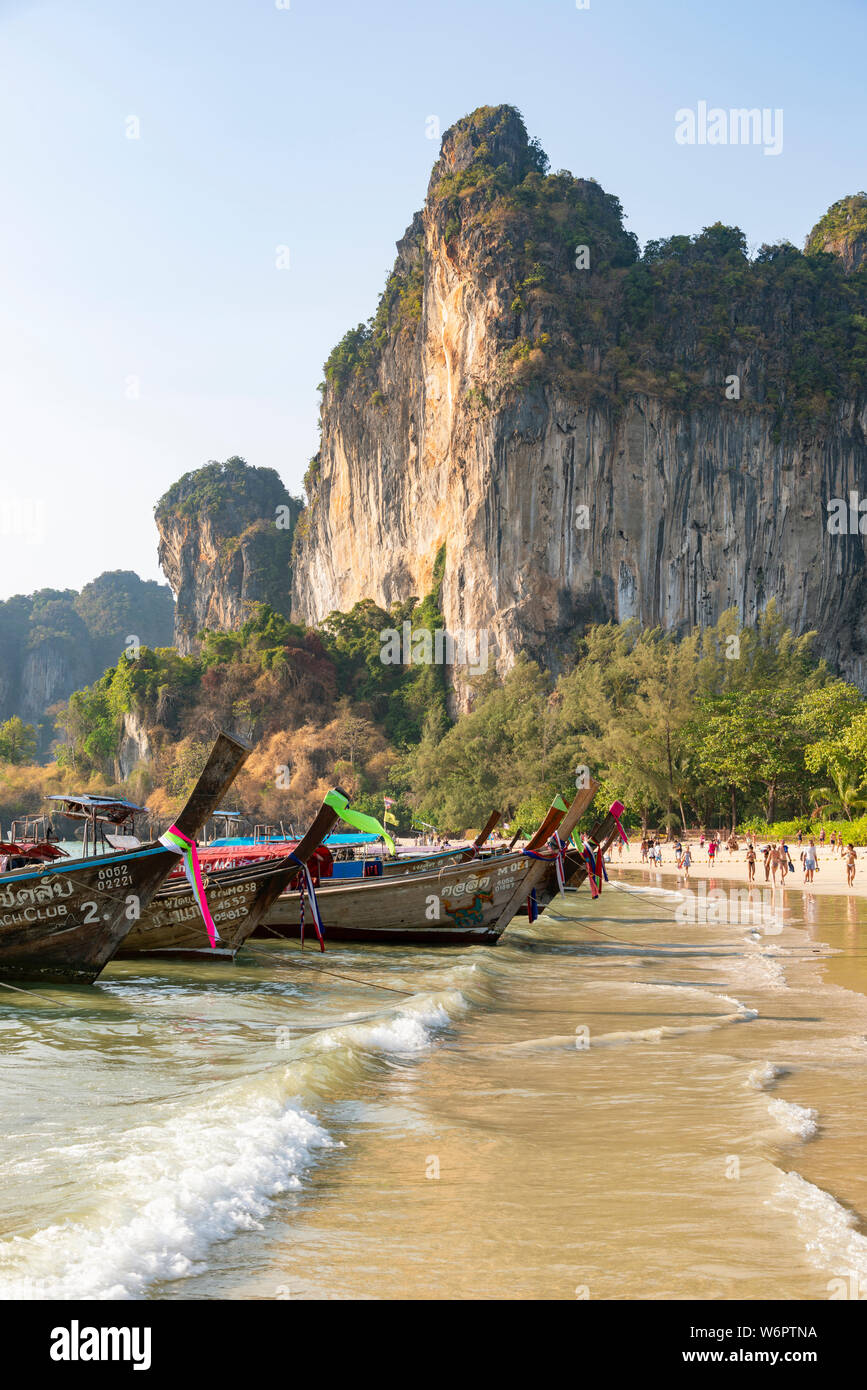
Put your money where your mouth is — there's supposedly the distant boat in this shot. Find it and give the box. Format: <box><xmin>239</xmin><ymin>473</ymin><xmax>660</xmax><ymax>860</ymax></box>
<box><xmin>0</xmin><ymin>732</ymin><xmax>250</xmax><ymax>987</ymax></box>
<box><xmin>259</xmin><ymin>788</ymin><xmax>606</xmax><ymax>945</ymax></box>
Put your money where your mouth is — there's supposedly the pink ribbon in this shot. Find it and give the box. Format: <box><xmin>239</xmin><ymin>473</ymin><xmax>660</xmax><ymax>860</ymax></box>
<box><xmin>159</xmin><ymin>824</ymin><xmax>218</xmax><ymax>948</ymax></box>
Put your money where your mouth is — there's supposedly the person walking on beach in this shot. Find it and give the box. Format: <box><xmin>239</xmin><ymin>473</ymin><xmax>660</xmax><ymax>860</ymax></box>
<box><xmin>803</xmin><ymin>839</ymin><xmax>817</xmax><ymax>884</ymax></box>
<box><xmin>780</xmin><ymin>842</ymin><xmax>791</xmax><ymax>881</ymax></box>
<box><xmin>819</xmin><ymin>826</ymin><xmax>826</xmax><ymax>854</ymax></box>
<box><xmin>846</xmin><ymin>843</ymin><xmax>857</xmax><ymax>887</ymax></box>
<box><xmin>829</xmin><ymin>830</ymin><xmax>836</xmax><ymax>852</ymax></box>
<box><xmin>681</xmin><ymin>846</ymin><xmax>692</xmax><ymax>878</ymax></box>
<box><xmin>708</xmin><ymin>838</ymin><xmax>717</xmax><ymax>866</ymax></box>
<box><xmin>640</xmin><ymin>837</ymin><xmax>648</xmax><ymax>864</ymax></box>
<box><xmin>763</xmin><ymin>843</ymin><xmax>772</xmax><ymax>881</ymax></box>
<box><xmin>769</xmin><ymin>844</ymin><xmax>781</xmax><ymax>884</ymax></box>
<box><xmin>746</xmin><ymin>843</ymin><xmax>756</xmax><ymax>883</ymax></box>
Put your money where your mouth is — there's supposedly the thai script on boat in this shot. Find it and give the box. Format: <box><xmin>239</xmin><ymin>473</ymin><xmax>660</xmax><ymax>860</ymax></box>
<box><xmin>0</xmin><ymin>875</ymin><xmax>74</xmax><ymax>909</ymax></box>
<box><xmin>445</xmin><ymin>873</ymin><xmax>491</xmax><ymax>899</ymax></box>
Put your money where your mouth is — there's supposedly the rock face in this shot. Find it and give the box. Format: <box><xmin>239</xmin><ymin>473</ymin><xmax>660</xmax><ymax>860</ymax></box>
<box><xmin>292</xmin><ymin>106</ymin><xmax>867</xmax><ymax>699</ymax></box>
<box><xmin>806</xmin><ymin>193</ymin><xmax>867</xmax><ymax>275</ymax></box>
<box><xmin>0</xmin><ymin>573</ymin><xmax>174</xmax><ymax>755</ymax></box>
<box><xmin>116</xmin><ymin>709</ymin><xmax>151</xmax><ymax>780</ymax></box>
<box><xmin>155</xmin><ymin>457</ymin><xmax>301</xmax><ymax>654</ymax></box>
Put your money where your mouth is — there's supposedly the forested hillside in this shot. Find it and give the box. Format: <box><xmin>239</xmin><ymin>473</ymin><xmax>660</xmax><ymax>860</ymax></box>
<box><xmin>5</xmin><ymin>596</ymin><xmax>867</xmax><ymax>842</ymax></box>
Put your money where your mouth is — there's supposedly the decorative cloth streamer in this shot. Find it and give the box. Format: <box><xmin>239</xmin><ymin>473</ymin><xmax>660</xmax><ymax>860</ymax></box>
<box><xmin>159</xmin><ymin>824</ymin><xmax>219</xmax><ymax>947</ymax></box>
<box><xmin>608</xmin><ymin>800</ymin><xmax>629</xmax><ymax>845</ymax></box>
<box><xmin>580</xmin><ymin>839</ymin><xmax>602</xmax><ymax>898</ymax></box>
<box><xmin>324</xmin><ymin>789</ymin><xmax>396</xmax><ymax>855</ymax></box>
<box><xmin>290</xmin><ymin>853</ymin><xmax>325</xmax><ymax>953</ymax></box>
<box><xmin>522</xmin><ymin>833</ymin><xmax>569</xmax><ymax>917</ymax></box>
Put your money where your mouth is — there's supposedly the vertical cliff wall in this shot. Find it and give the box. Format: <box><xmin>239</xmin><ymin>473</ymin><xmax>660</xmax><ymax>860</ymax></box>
<box><xmin>291</xmin><ymin>105</ymin><xmax>867</xmax><ymax>697</ymax></box>
<box><xmin>155</xmin><ymin>457</ymin><xmax>302</xmax><ymax>654</ymax></box>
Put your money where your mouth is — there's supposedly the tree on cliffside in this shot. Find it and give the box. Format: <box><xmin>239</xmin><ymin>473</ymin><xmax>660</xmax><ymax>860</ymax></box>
<box><xmin>0</xmin><ymin>717</ymin><xmax>37</xmax><ymax>765</ymax></box>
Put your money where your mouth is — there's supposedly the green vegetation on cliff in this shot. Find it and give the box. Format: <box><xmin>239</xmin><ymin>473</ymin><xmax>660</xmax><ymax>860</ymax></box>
<box><xmin>155</xmin><ymin>457</ymin><xmax>303</xmax><ymax>641</ymax></box>
<box><xmin>317</xmin><ymin>104</ymin><xmax>867</xmax><ymax>434</ymax></box>
<box><xmin>805</xmin><ymin>192</ymin><xmax>867</xmax><ymax>269</ymax></box>
<box><xmin>0</xmin><ymin>572</ymin><xmax>175</xmax><ymax>756</ymax></box>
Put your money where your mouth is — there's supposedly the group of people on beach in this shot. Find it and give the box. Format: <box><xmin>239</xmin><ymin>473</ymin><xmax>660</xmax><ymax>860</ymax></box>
<box><xmin>637</xmin><ymin>830</ymin><xmax>859</xmax><ymax>887</ymax></box>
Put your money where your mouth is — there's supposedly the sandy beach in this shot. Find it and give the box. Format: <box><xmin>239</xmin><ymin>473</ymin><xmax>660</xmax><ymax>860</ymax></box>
<box><xmin>606</xmin><ymin>837</ymin><xmax>865</xmax><ymax>897</ymax></box>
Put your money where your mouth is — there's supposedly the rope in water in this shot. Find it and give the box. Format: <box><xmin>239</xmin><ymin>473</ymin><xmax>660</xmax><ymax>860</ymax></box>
<box><xmin>0</xmin><ymin>977</ymin><xmax>67</xmax><ymax>1005</ymax></box>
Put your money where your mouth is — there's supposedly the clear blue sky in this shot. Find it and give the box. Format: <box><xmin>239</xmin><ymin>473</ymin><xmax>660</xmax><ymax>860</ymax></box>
<box><xmin>1</xmin><ymin>0</ymin><xmax>864</xmax><ymax>599</ymax></box>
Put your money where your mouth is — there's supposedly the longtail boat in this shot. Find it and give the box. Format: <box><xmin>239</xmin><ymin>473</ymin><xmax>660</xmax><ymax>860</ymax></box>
<box><xmin>259</xmin><ymin>786</ymin><xmax>599</xmax><ymax>945</ymax></box>
<box><xmin>117</xmin><ymin>788</ymin><xmax>348</xmax><ymax>959</ymax></box>
<box><xmin>380</xmin><ymin>811</ymin><xmax>502</xmax><ymax>877</ymax></box>
<box><xmin>528</xmin><ymin>800</ymin><xmax>628</xmax><ymax>917</ymax></box>
<box><xmin>0</xmin><ymin>732</ymin><xmax>249</xmax><ymax>986</ymax></box>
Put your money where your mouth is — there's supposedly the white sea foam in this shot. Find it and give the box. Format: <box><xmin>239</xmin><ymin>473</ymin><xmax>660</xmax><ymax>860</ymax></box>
<box><xmin>0</xmin><ymin>987</ymin><xmax>467</xmax><ymax>1301</ymax></box>
<box><xmin>311</xmin><ymin>993</ymin><xmax>462</xmax><ymax>1056</ymax></box>
<box><xmin>0</xmin><ymin>1093</ymin><xmax>334</xmax><ymax>1300</ymax></box>
<box><xmin>746</xmin><ymin>1061</ymin><xmax>784</xmax><ymax>1091</ymax></box>
<box><xmin>745</xmin><ymin>1062</ymin><xmax>817</xmax><ymax>1138</ymax></box>
<box><xmin>735</xmin><ymin>951</ymin><xmax>788</xmax><ymax>991</ymax></box>
<box><xmin>772</xmin><ymin>1169</ymin><xmax>867</xmax><ymax>1284</ymax></box>
<box><xmin>611</xmin><ymin>882</ymin><xmax>686</xmax><ymax>901</ymax></box>
<box><xmin>766</xmin><ymin>1097</ymin><xmax>818</xmax><ymax>1140</ymax></box>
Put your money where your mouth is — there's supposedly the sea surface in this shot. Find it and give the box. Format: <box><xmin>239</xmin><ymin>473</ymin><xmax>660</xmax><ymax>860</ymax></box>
<box><xmin>1</xmin><ymin>870</ymin><xmax>866</xmax><ymax>1300</ymax></box>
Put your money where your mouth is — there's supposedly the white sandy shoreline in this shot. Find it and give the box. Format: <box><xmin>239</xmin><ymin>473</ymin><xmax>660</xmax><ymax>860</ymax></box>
<box><xmin>604</xmin><ymin>839</ymin><xmax>865</xmax><ymax>897</ymax></box>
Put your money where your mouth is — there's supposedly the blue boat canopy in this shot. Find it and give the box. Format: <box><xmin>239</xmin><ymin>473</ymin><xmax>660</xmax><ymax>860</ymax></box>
<box><xmin>207</xmin><ymin>831</ymin><xmax>382</xmax><ymax>848</ymax></box>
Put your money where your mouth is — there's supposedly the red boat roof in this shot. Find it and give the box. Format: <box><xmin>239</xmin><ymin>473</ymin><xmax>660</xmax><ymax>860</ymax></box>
<box><xmin>0</xmin><ymin>840</ymin><xmax>69</xmax><ymax>862</ymax></box>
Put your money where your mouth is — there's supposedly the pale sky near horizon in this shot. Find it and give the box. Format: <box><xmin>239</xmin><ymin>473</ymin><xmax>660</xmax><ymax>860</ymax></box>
<box><xmin>0</xmin><ymin>0</ymin><xmax>864</xmax><ymax>600</ymax></box>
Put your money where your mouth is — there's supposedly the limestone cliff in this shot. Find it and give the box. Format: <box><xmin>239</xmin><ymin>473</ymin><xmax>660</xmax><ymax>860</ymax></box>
<box><xmin>155</xmin><ymin>457</ymin><xmax>302</xmax><ymax>654</ymax></box>
<box><xmin>806</xmin><ymin>193</ymin><xmax>867</xmax><ymax>275</ymax></box>
<box><xmin>0</xmin><ymin>573</ymin><xmax>174</xmax><ymax>756</ymax></box>
<box><xmin>291</xmin><ymin>105</ymin><xmax>867</xmax><ymax>697</ymax></box>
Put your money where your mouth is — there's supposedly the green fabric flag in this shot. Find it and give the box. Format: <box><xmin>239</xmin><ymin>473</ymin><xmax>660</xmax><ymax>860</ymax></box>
<box><xmin>552</xmin><ymin>794</ymin><xmax>569</xmax><ymax>813</ymax></box>
<box><xmin>324</xmin><ymin>789</ymin><xmax>397</xmax><ymax>855</ymax></box>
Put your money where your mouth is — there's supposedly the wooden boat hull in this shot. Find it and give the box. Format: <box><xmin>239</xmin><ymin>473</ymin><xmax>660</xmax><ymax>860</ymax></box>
<box><xmin>0</xmin><ymin>847</ymin><xmax>180</xmax><ymax>984</ymax></box>
<box><xmin>262</xmin><ymin>848</ymin><xmax>556</xmax><ymax>945</ymax></box>
<box><xmin>0</xmin><ymin>731</ymin><xmax>251</xmax><ymax>985</ymax></box>
<box><xmin>118</xmin><ymin>855</ymin><xmax>304</xmax><ymax>959</ymax></box>
<box><xmin>260</xmin><ymin>786</ymin><xmax>600</xmax><ymax>947</ymax></box>
<box><xmin>117</xmin><ymin>789</ymin><xmax>346</xmax><ymax>959</ymax></box>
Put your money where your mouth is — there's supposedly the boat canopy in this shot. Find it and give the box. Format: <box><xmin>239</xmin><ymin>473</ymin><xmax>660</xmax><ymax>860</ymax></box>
<box><xmin>47</xmin><ymin>794</ymin><xmax>148</xmax><ymax>824</ymax></box>
<box><xmin>208</xmin><ymin>831</ymin><xmax>382</xmax><ymax>848</ymax></box>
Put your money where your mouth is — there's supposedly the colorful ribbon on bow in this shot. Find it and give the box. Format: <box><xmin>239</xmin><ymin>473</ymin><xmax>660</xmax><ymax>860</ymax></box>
<box><xmin>159</xmin><ymin>824</ymin><xmax>218</xmax><ymax>948</ymax></box>
<box><xmin>324</xmin><ymin>789</ymin><xmax>396</xmax><ymax>855</ymax></box>
<box><xmin>522</xmin><ymin>833</ymin><xmax>569</xmax><ymax>919</ymax></box>
<box><xmin>292</xmin><ymin>854</ymin><xmax>325</xmax><ymax>953</ymax></box>
<box><xmin>580</xmin><ymin>837</ymin><xmax>605</xmax><ymax>897</ymax></box>
<box><xmin>609</xmin><ymin>800</ymin><xmax>629</xmax><ymax>846</ymax></box>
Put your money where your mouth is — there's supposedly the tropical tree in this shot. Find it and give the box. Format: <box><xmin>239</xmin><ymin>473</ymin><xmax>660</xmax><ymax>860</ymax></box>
<box><xmin>0</xmin><ymin>716</ymin><xmax>37</xmax><ymax>765</ymax></box>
